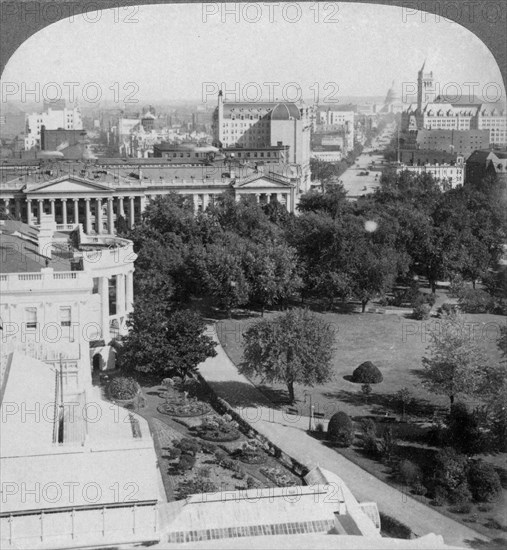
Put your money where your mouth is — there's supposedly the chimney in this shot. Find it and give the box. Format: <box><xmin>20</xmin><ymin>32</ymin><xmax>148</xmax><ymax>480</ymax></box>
<box><xmin>38</xmin><ymin>213</ymin><xmax>57</xmax><ymax>258</ymax></box>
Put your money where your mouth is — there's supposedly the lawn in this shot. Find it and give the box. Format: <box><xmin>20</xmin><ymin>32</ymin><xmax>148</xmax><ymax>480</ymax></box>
<box><xmin>216</xmin><ymin>310</ymin><xmax>504</xmax><ymax>420</ymax></box>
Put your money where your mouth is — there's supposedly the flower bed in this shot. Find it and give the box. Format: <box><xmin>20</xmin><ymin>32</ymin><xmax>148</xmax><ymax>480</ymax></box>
<box><xmin>234</xmin><ymin>441</ymin><xmax>268</xmax><ymax>465</ymax></box>
<box><xmin>195</xmin><ymin>415</ymin><xmax>241</xmax><ymax>442</ymax></box>
<box><xmin>157</xmin><ymin>400</ymin><xmax>211</xmax><ymax>417</ymax></box>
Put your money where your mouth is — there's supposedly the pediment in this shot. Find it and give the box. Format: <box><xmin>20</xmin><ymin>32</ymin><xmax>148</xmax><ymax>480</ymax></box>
<box><xmin>24</xmin><ymin>175</ymin><xmax>114</xmax><ymax>195</ymax></box>
<box><xmin>234</xmin><ymin>174</ymin><xmax>293</xmax><ymax>189</ymax></box>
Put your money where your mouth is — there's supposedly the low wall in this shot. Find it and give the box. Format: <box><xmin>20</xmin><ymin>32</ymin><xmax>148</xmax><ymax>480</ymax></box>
<box><xmin>196</xmin><ymin>374</ymin><xmax>310</xmax><ymax>479</ymax></box>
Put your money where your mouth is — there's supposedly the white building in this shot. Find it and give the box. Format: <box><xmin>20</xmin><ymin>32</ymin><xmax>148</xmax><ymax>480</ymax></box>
<box><xmin>0</xmin><ymin>217</ymin><xmax>136</xmax><ymax>390</ymax></box>
<box><xmin>0</xmin><ymin>352</ymin><xmax>164</xmax><ymax>549</ymax></box>
<box><xmin>396</xmin><ymin>156</ymin><xmax>465</xmax><ymax>189</ymax></box>
<box><xmin>25</xmin><ymin>107</ymin><xmax>83</xmax><ymax>150</ymax></box>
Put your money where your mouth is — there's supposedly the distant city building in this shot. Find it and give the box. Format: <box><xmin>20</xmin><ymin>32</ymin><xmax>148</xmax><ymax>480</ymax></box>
<box><xmin>396</xmin><ymin>152</ymin><xmax>465</xmax><ymax>188</ymax></box>
<box><xmin>212</xmin><ymin>91</ymin><xmax>311</xmax><ymax>188</ymax></box>
<box><xmin>415</xmin><ymin>129</ymin><xmax>490</xmax><ymax>157</ymax></box>
<box><xmin>402</xmin><ymin>62</ymin><xmax>507</xmax><ymax>147</ymax></box>
<box><xmin>465</xmin><ymin>149</ymin><xmax>507</xmax><ymax>186</ymax></box>
<box><xmin>316</xmin><ymin>105</ymin><xmax>355</xmax><ymax>152</ymax></box>
<box><xmin>25</xmin><ymin>107</ymin><xmax>83</xmax><ymax>150</ymax></box>
<box><xmin>380</xmin><ymin>80</ymin><xmax>403</xmax><ymax>114</ymax></box>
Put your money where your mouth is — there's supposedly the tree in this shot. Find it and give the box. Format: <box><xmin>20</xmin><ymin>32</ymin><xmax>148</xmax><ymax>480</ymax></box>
<box><xmin>241</xmin><ymin>309</ymin><xmax>335</xmax><ymax>403</ymax></box>
<box><xmin>422</xmin><ymin>312</ymin><xmax>489</xmax><ymax>408</ymax></box>
<box><xmin>328</xmin><ymin>411</ymin><xmax>354</xmax><ymax>446</ymax></box>
<box><xmin>118</xmin><ymin>300</ymin><xmax>217</xmax><ymax>382</ymax></box>
<box><xmin>394</xmin><ymin>387</ymin><xmax>413</xmax><ymax>420</ymax></box>
<box><xmin>447</xmin><ymin>402</ymin><xmax>485</xmax><ymax>456</ymax></box>
<box><xmin>297</xmin><ymin>184</ymin><xmax>349</xmax><ymax>219</ymax></box>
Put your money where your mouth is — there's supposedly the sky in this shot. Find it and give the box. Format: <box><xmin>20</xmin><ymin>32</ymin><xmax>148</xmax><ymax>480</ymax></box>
<box><xmin>1</xmin><ymin>2</ymin><xmax>505</xmax><ymax>107</ymax></box>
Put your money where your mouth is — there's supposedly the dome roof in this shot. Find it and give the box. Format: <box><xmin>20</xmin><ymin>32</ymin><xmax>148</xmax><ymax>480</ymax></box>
<box><xmin>384</xmin><ymin>80</ymin><xmax>400</xmax><ymax>104</ymax></box>
<box><xmin>270</xmin><ymin>103</ymin><xmax>301</xmax><ymax>120</ymax></box>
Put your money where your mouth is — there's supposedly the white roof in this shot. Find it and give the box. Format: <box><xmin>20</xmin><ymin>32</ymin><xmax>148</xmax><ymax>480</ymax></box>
<box><xmin>0</xmin><ymin>352</ymin><xmax>162</xmax><ymax>513</ymax></box>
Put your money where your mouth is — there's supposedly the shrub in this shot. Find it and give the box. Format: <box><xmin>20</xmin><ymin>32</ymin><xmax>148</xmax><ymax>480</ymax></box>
<box><xmin>352</xmin><ymin>362</ymin><xmax>383</xmax><ymax>384</ymax></box>
<box><xmin>327</xmin><ymin>411</ymin><xmax>354</xmax><ymax>447</ymax></box>
<box><xmin>379</xmin><ymin>513</ymin><xmax>413</xmax><ymax>539</ymax></box>
<box><xmin>411</xmin><ymin>292</ymin><xmax>437</xmax><ymax>308</ymax></box>
<box><xmin>432</xmin><ymin>448</ymin><xmax>469</xmax><ymax>503</ymax></box>
<box><xmin>458</xmin><ymin>288</ymin><xmax>494</xmax><ymax>313</ymax></box>
<box><xmin>438</xmin><ymin>303</ymin><xmax>459</xmax><ymax>316</ymax></box>
<box><xmin>448</xmin><ymin>482</ymin><xmax>473</xmax><ymax>505</ymax></box>
<box><xmin>378</xmin><ymin>426</ymin><xmax>397</xmax><ymax>463</ymax></box>
<box><xmin>315</xmin><ymin>422</ymin><xmax>325</xmax><ymax>434</ymax></box>
<box><xmin>397</xmin><ymin>460</ymin><xmax>422</xmax><ymax>486</ymax></box>
<box><xmin>177</xmin><ymin>454</ymin><xmax>196</xmax><ymax>472</ymax></box>
<box><xmin>447</xmin><ymin>402</ymin><xmax>484</xmax><ymax>455</ymax></box>
<box><xmin>197</xmin><ymin>466</ymin><xmax>211</xmax><ymax>478</ymax></box>
<box><xmin>412</xmin><ymin>481</ymin><xmax>427</xmax><ymax>496</ymax></box>
<box><xmin>246</xmin><ymin>476</ymin><xmax>258</xmax><ymax>489</ymax></box>
<box><xmin>412</xmin><ymin>302</ymin><xmax>431</xmax><ymax>320</ymax></box>
<box><xmin>168</xmin><ymin>447</ymin><xmax>182</xmax><ymax>460</ymax></box>
<box><xmin>450</xmin><ymin>503</ymin><xmax>472</xmax><ymax>514</ymax></box>
<box><xmin>360</xmin><ymin>418</ymin><xmax>379</xmax><ymax>457</ymax></box>
<box><xmin>449</xmin><ymin>275</ymin><xmax>465</xmax><ymax>298</ymax></box>
<box><xmin>108</xmin><ymin>377</ymin><xmax>139</xmax><ymax>400</ymax></box>
<box><xmin>177</xmin><ymin>477</ymin><xmax>218</xmax><ymax>499</ymax></box>
<box><xmin>467</xmin><ymin>461</ymin><xmax>502</xmax><ymax>503</ymax></box>
<box><xmin>221</xmin><ymin>458</ymin><xmax>237</xmax><ymax>471</ymax></box>
<box><xmin>200</xmin><ymin>441</ymin><xmax>217</xmax><ymax>454</ymax></box>
<box><xmin>174</xmin><ymin>438</ymin><xmax>201</xmax><ymax>456</ymax></box>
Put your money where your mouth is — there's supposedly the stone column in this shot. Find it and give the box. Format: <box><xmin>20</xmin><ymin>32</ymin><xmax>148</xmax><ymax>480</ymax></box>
<box><xmin>255</xmin><ymin>193</ymin><xmax>260</xmax><ymax>203</ymax></box>
<box><xmin>202</xmin><ymin>194</ymin><xmax>209</xmax><ymax>211</ymax></box>
<box><xmin>128</xmin><ymin>196</ymin><xmax>135</xmax><ymax>228</ymax></box>
<box><xmin>37</xmin><ymin>199</ymin><xmax>44</xmax><ymax>223</ymax></box>
<box><xmin>27</xmin><ymin>199</ymin><xmax>33</xmax><ymax>225</ymax></box>
<box><xmin>139</xmin><ymin>195</ymin><xmax>146</xmax><ymax>215</ymax></box>
<box><xmin>3</xmin><ymin>199</ymin><xmax>10</xmax><ymax>216</ymax></box>
<box><xmin>62</xmin><ymin>199</ymin><xmax>67</xmax><ymax>225</ymax></box>
<box><xmin>118</xmin><ymin>196</ymin><xmax>125</xmax><ymax>217</ymax></box>
<box><xmin>192</xmin><ymin>194</ymin><xmax>198</xmax><ymax>214</ymax></box>
<box><xmin>116</xmin><ymin>273</ymin><xmax>125</xmax><ymax>314</ymax></box>
<box><xmin>126</xmin><ymin>271</ymin><xmax>134</xmax><ymax>310</ymax></box>
<box><xmin>95</xmin><ymin>198</ymin><xmax>103</xmax><ymax>234</ymax></box>
<box><xmin>84</xmin><ymin>198</ymin><xmax>92</xmax><ymax>234</ymax></box>
<box><xmin>100</xmin><ymin>276</ymin><xmax>110</xmax><ymax>342</ymax></box>
<box><xmin>73</xmin><ymin>199</ymin><xmax>79</xmax><ymax>224</ymax></box>
<box><xmin>49</xmin><ymin>199</ymin><xmax>55</xmax><ymax>221</ymax></box>
<box><xmin>107</xmin><ymin>198</ymin><xmax>114</xmax><ymax>234</ymax></box>
<box><xmin>277</xmin><ymin>193</ymin><xmax>283</xmax><ymax>204</ymax></box>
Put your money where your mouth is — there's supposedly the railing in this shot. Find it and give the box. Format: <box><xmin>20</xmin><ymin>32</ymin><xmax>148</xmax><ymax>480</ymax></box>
<box><xmin>53</xmin><ymin>272</ymin><xmax>77</xmax><ymax>279</ymax></box>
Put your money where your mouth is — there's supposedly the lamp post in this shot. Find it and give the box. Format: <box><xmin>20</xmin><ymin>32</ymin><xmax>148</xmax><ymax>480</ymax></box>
<box><xmin>304</xmin><ymin>390</ymin><xmax>315</xmax><ymax>432</ymax></box>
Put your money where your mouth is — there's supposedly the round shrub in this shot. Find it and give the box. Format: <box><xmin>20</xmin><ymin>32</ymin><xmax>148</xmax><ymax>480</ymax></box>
<box><xmin>327</xmin><ymin>411</ymin><xmax>354</xmax><ymax>447</ymax></box>
<box><xmin>177</xmin><ymin>454</ymin><xmax>196</xmax><ymax>472</ymax></box>
<box><xmin>438</xmin><ymin>303</ymin><xmax>459</xmax><ymax>316</ymax></box>
<box><xmin>412</xmin><ymin>303</ymin><xmax>431</xmax><ymax>320</ymax></box>
<box><xmin>397</xmin><ymin>460</ymin><xmax>422</xmax><ymax>486</ymax></box>
<box><xmin>458</xmin><ymin>289</ymin><xmax>494</xmax><ymax>314</ymax></box>
<box><xmin>467</xmin><ymin>460</ymin><xmax>502</xmax><ymax>503</ymax></box>
<box><xmin>108</xmin><ymin>377</ymin><xmax>139</xmax><ymax>400</ymax></box>
<box><xmin>352</xmin><ymin>362</ymin><xmax>383</xmax><ymax>384</ymax></box>
<box><xmin>174</xmin><ymin>438</ymin><xmax>201</xmax><ymax>456</ymax></box>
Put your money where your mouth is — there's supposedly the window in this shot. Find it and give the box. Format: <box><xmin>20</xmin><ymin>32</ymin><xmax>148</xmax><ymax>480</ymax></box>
<box><xmin>92</xmin><ymin>278</ymin><xmax>99</xmax><ymax>294</ymax></box>
<box><xmin>60</xmin><ymin>307</ymin><xmax>71</xmax><ymax>327</ymax></box>
<box><xmin>25</xmin><ymin>307</ymin><xmax>37</xmax><ymax>329</ymax></box>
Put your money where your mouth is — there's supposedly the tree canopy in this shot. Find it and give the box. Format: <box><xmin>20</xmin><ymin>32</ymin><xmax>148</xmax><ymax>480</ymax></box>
<box><xmin>241</xmin><ymin>308</ymin><xmax>335</xmax><ymax>402</ymax></box>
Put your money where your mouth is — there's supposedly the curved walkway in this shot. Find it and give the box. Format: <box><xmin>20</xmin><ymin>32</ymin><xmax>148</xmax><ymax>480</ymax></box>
<box><xmin>199</xmin><ymin>326</ymin><xmax>489</xmax><ymax>549</ymax></box>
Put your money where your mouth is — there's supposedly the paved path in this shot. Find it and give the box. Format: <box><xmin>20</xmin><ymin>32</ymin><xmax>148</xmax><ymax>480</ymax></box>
<box><xmin>199</xmin><ymin>326</ymin><xmax>489</xmax><ymax>549</ymax></box>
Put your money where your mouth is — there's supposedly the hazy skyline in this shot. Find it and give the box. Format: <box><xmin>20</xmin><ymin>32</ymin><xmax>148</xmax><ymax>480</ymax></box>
<box><xmin>1</xmin><ymin>2</ymin><xmax>505</xmax><ymax>106</ymax></box>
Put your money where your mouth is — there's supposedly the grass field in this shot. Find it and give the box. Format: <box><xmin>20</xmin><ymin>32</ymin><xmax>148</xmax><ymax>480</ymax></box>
<box><xmin>215</xmin><ymin>310</ymin><xmax>504</xmax><ymax>420</ymax></box>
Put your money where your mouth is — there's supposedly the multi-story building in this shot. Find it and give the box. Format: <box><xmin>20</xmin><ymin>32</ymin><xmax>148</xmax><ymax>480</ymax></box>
<box><xmin>316</xmin><ymin>106</ymin><xmax>355</xmax><ymax>153</ymax></box>
<box><xmin>25</xmin><ymin>107</ymin><xmax>83</xmax><ymax>150</ymax></box>
<box><xmin>396</xmin><ymin>153</ymin><xmax>465</xmax><ymax>188</ymax></box>
<box><xmin>0</xmin><ymin>216</ymin><xmax>136</xmax><ymax>389</ymax></box>
<box><xmin>0</xmin><ymin>157</ymin><xmax>300</xmax><ymax>232</ymax></box>
<box><xmin>402</xmin><ymin>63</ymin><xmax>507</xmax><ymax>147</ymax></box>
<box><xmin>465</xmin><ymin>149</ymin><xmax>507</xmax><ymax>186</ymax></box>
<box><xmin>415</xmin><ymin>129</ymin><xmax>490</xmax><ymax>158</ymax></box>
<box><xmin>212</xmin><ymin>91</ymin><xmax>312</xmax><ymax>190</ymax></box>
